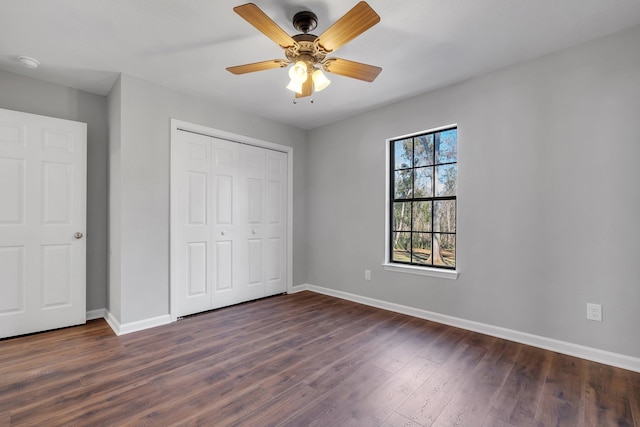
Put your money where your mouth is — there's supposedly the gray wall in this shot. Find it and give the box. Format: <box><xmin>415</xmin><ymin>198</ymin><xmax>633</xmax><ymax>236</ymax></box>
<box><xmin>111</xmin><ymin>74</ymin><xmax>308</xmax><ymax>324</ymax></box>
<box><xmin>0</xmin><ymin>69</ymin><xmax>109</xmax><ymax>312</ymax></box>
<box><xmin>306</xmin><ymin>26</ymin><xmax>640</xmax><ymax>358</ymax></box>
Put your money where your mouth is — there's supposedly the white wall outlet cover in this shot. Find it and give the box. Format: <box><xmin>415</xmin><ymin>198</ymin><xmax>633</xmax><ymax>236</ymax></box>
<box><xmin>586</xmin><ymin>303</ymin><xmax>602</xmax><ymax>322</ymax></box>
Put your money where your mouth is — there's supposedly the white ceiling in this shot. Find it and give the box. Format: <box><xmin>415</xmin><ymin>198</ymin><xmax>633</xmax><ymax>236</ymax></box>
<box><xmin>1</xmin><ymin>1</ymin><xmax>640</xmax><ymax>130</ymax></box>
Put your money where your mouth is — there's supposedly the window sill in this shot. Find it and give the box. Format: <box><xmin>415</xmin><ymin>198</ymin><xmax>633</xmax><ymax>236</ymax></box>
<box><xmin>382</xmin><ymin>263</ymin><xmax>459</xmax><ymax>280</ymax></box>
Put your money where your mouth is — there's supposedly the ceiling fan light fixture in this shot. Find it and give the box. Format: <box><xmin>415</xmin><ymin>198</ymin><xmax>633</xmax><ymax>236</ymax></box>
<box><xmin>288</xmin><ymin>60</ymin><xmax>308</xmax><ymax>84</ymax></box>
<box><xmin>312</xmin><ymin>68</ymin><xmax>331</xmax><ymax>92</ymax></box>
<box><xmin>286</xmin><ymin>79</ymin><xmax>303</xmax><ymax>94</ymax></box>
<box><xmin>227</xmin><ymin>2</ymin><xmax>382</xmax><ymax>100</ymax></box>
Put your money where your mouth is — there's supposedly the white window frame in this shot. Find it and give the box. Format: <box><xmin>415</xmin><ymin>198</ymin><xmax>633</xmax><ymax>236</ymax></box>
<box><xmin>383</xmin><ymin>124</ymin><xmax>459</xmax><ymax>280</ymax></box>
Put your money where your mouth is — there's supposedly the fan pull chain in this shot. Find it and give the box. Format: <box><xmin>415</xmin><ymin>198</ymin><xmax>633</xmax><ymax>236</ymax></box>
<box><xmin>293</xmin><ymin>97</ymin><xmax>315</xmax><ymax>104</ymax></box>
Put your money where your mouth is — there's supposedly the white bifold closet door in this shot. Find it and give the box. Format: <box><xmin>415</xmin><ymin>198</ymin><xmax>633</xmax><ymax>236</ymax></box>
<box><xmin>174</xmin><ymin>131</ymin><xmax>287</xmax><ymax>317</ymax></box>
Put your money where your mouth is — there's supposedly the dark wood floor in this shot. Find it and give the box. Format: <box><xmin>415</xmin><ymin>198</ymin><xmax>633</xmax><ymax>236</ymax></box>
<box><xmin>1</xmin><ymin>291</ymin><xmax>639</xmax><ymax>426</ymax></box>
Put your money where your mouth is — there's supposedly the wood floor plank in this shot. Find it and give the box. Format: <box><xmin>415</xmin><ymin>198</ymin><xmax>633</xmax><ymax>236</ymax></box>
<box><xmin>227</xmin><ymin>382</ymin><xmax>320</xmax><ymax>427</ymax></box>
<box><xmin>0</xmin><ymin>291</ymin><xmax>638</xmax><ymax>426</ymax></box>
<box><xmin>278</xmin><ymin>362</ymin><xmax>392</xmax><ymax>426</ymax></box>
<box><xmin>487</xmin><ymin>344</ymin><xmax>552</xmax><ymax>425</ymax></box>
<box><xmin>532</xmin><ymin>353</ymin><xmax>584</xmax><ymax>426</ymax></box>
<box><xmin>583</xmin><ymin>362</ymin><xmax>635</xmax><ymax>426</ymax></box>
<box><xmin>381</xmin><ymin>411</ymin><xmax>426</xmax><ymax>426</ymax></box>
<box><xmin>396</xmin><ymin>333</ymin><xmax>495</xmax><ymax>426</ymax></box>
<box><xmin>331</xmin><ymin>355</ymin><xmax>441</xmax><ymax>426</ymax></box>
<box><xmin>481</xmin><ymin>414</ymin><xmax>518</xmax><ymax>427</ymax></box>
<box><xmin>370</xmin><ymin>319</ymin><xmax>449</xmax><ymax>374</ymax></box>
<box><xmin>631</xmin><ymin>373</ymin><xmax>640</xmax><ymax>426</ymax></box>
<box><xmin>431</xmin><ymin>338</ymin><xmax>522</xmax><ymax>426</ymax></box>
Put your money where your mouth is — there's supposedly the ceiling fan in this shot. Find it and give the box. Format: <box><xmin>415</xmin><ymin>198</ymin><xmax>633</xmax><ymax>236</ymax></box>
<box><xmin>226</xmin><ymin>2</ymin><xmax>382</xmax><ymax>99</ymax></box>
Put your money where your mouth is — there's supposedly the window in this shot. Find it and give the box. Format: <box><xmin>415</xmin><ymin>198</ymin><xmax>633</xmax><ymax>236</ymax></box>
<box><xmin>389</xmin><ymin>127</ymin><xmax>457</xmax><ymax>270</ymax></box>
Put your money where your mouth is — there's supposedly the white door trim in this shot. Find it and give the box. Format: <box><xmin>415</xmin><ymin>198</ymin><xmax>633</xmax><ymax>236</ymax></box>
<box><xmin>169</xmin><ymin>119</ymin><xmax>293</xmax><ymax>322</ymax></box>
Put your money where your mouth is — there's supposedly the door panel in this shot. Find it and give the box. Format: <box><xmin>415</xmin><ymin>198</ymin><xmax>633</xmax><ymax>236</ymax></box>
<box><xmin>43</xmin><ymin>128</ymin><xmax>74</xmax><ymax>152</ymax></box>
<box><xmin>215</xmin><ymin>240</ymin><xmax>233</xmax><ymax>291</ymax></box>
<box><xmin>248</xmin><ymin>238</ymin><xmax>263</xmax><ymax>285</ymax></box>
<box><xmin>0</xmin><ymin>157</ymin><xmax>24</xmax><ymax>224</ymax></box>
<box><xmin>216</xmin><ymin>176</ymin><xmax>233</xmax><ymax>225</ymax></box>
<box><xmin>266</xmin><ymin>237</ymin><xmax>281</xmax><ymax>281</ymax></box>
<box><xmin>42</xmin><ymin>244</ymin><xmax>72</xmax><ymax>307</ymax></box>
<box><xmin>0</xmin><ymin>121</ymin><xmax>25</xmax><ymax>147</ymax></box>
<box><xmin>42</xmin><ymin>161</ymin><xmax>72</xmax><ymax>224</ymax></box>
<box><xmin>247</xmin><ymin>178</ymin><xmax>262</xmax><ymax>223</ymax></box>
<box><xmin>187</xmin><ymin>242</ymin><xmax>207</xmax><ymax>296</ymax></box>
<box><xmin>0</xmin><ymin>246</ymin><xmax>24</xmax><ymax>313</ymax></box>
<box><xmin>0</xmin><ymin>108</ymin><xmax>86</xmax><ymax>339</ymax></box>
<box><xmin>188</xmin><ymin>172</ymin><xmax>207</xmax><ymax>225</ymax></box>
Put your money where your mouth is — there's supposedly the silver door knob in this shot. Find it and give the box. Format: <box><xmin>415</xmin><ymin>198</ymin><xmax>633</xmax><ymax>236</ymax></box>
<box><xmin>221</xmin><ymin>231</ymin><xmax>226</xmax><ymax>236</ymax></box>
<box><xmin>252</xmin><ymin>230</ymin><xmax>256</xmax><ymax>234</ymax></box>
<box><xmin>74</xmin><ymin>232</ymin><xmax>83</xmax><ymax>239</ymax></box>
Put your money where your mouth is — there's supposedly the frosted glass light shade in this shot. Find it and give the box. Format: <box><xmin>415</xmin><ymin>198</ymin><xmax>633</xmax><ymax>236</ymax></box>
<box><xmin>286</xmin><ymin>79</ymin><xmax>303</xmax><ymax>94</ymax></box>
<box><xmin>288</xmin><ymin>61</ymin><xmax>308</xmax><ymax>84</ymax></box>
<box><xmin>312</xmin><ymin>69</ymin><xmax>331</xmax><ymax>92</ymax></box>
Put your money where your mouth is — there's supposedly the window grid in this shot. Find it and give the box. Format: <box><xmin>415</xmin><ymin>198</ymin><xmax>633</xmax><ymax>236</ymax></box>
<box><xmin>390</xmin><ymin>127</ymin><xmax>457</xmax><ymax>269</ymax></box>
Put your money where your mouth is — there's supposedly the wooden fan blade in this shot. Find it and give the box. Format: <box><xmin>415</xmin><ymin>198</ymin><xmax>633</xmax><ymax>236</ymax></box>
<box><xmin>226</xmin><ymin>60</ymin><xmax>289</xmax><ymax>75</ymax></box>
<box><xmin>234</xmin><ymin>3</ymin><xmax>295</xmax><ymax>48</ymax></box>
<box><xmin>317</xmin><ymin>2</ymin><xmax>380</xmax><ymax>53</ymax></box>
<box><xmin>323</xmin><ymin>58</ymin><xmax>382</xmax><ymax>82</ymax></box>
<box><xmin>296</xmin><ymin>76</ymin><xmax>313</xmax><ymax>98</ymax></box>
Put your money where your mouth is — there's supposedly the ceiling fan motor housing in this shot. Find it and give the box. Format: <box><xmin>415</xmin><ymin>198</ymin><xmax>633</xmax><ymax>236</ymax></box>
<box><xmin>292</xmin><ymin>10</ymin><xmax>318</xmax><ymax>34</ymax></box>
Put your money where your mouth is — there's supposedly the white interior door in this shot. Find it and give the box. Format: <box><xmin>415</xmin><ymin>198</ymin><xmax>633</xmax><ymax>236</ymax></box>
<box><xmin>0</xmin><ymin>108</ymin><xmax>86</xmax><ymax>338</ymax></box>
<box><xmin>172</xmin><ymin>128</ymin><xmax>288</xmax><ymax>317</ymax></box>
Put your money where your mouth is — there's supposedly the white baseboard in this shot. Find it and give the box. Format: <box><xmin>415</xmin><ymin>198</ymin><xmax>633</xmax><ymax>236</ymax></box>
<box><xmin>288</xmin><ymin>284</ymin><xmax>310</xmax><ymax>294</ymax></box>
<box><xmin>104</xmin><ymin>310</ymin><xmax>171</xmax><ymax>336</ymax></box>
<box><xmin>302</xmin><ymin>284</ymin><xmax>640</xmax><ymax>373</ymax></box>
<box><xmin>86</xmin><ymin>308</ymin><xmax>106</xmax><ymax>321</ymax></box>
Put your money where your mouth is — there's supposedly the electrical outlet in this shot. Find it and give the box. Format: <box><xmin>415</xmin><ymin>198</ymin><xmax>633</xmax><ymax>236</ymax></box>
<box><xmin>586</xmin><ymin>303</ymin><xmax>602</xmax><ymax>322</ymax></box>
<box><xmin>364</xmin><ymin>269</ymin><xmax>371</xmax><ymax>281</ymax></box>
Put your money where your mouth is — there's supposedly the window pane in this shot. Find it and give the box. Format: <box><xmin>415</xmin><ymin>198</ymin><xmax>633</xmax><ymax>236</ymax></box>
<box><xmin>436</xmin><ymin>129</ymin><xmax>457</xmax><ymax>164</ymax></box>
<box><xmin>412</xmin><ymin>233</ymin><xmax>432</xmax><ymax>265</ymax></box>
<box><xmin>394</xmin><ymin>138</ymin><xmax>413</xmax><ymax>170</ymax></box>
<box><xmin>414</xmin><ymin>167</ymin><xmax>433</xmax><ymax>198</ymax></box>
<box><xmin>436</xmin><ymin>164</ymin><xmax>457</xmax><ymax>197</ymax></box>
<box><xmin>393</xmin><ymin>202</ymin><xmax>412</xmax><ymax>231</ymax></box>
<box><xmin>414</xmin><ymin>134</ymin><xmax>434</xmax><ymax>167</ymax></box>
<box><xmin>392</xmin><ymin>232</ymin><xmax>411</xmax><ymax>263</ymax></box>
<box><xmin>434</xmin><ymin>200</ymin><xmax>456</xmax><ymax>232</ymax></box>
<box><xmin>412</xmin><ymin>201</ymin><xmax>432</xmax><ymax>232</ymax></box>
<box><xmin>433</xmin><ymin>234</ymin><xmax>456</xmax><ymax>267</ymax></box>
<box><xmin>394</xmin><ymin>169</ymin><xmax>413</xmax><ymax>199</ymax></box>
